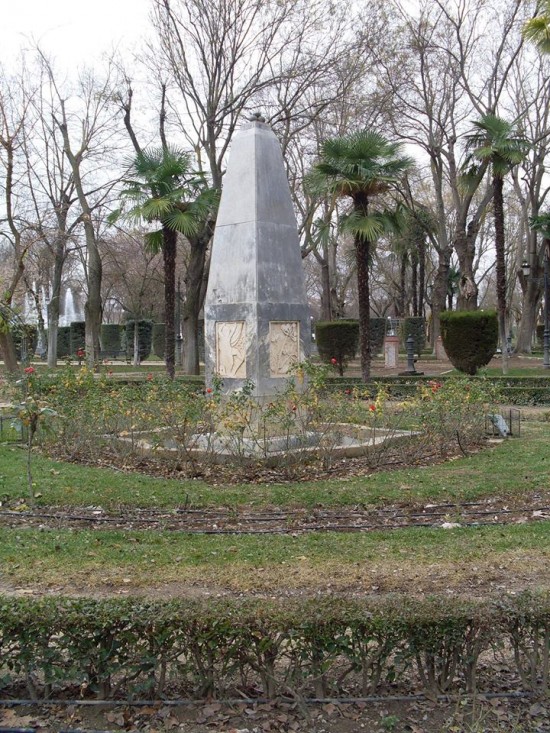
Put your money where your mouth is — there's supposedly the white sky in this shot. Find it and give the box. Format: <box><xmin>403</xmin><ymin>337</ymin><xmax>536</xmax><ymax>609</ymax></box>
<box><xmin>1</xmin><ymin>0</ymin><xmax>151</xmax><ymax>70</ymax></box>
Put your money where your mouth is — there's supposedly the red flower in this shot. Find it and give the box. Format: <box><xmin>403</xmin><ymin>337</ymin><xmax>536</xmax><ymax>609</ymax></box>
<box><xmin>369</xmin><ymin>404</ymin><xmax>376</xmax><ymax>412</ymax></box>
<box><xmin>24</xmin><ymin>366</ymin><xmax>35</xmax><ymax>374</ymax></box>
<box><xmin>206</xmin><ymin>387</ymin><xmax>213</xmax><ymax>394</ymax></box>
<box><xmin>76</xmin><ymin>348</ymin><xmax>85</xmax><ymax>357</ymax></box>
<box><xmin>330</xmin><ymin>357</ymin><xmax>338</xmax><ymax>365</ymax></box>
<box><xmin>108</xmin><ymin>370</ymin><xmax>113</xmax><ymax>376</ymax></box>
<box><xmin>345</xmin><ymin>389</ymin><xmax>351</xmax><ymax>395</ymax></box>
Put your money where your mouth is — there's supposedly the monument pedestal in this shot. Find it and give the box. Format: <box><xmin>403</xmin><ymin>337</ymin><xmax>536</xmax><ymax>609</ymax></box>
<box><xmin>204</xmin><ymin>115</ymin><xmax>310</xmax><ymax>397</ymax></box>
<box><xmin>435</xmin><ymin>336</ymin><xmax>447</xmax><ymax>361</ymax></box>
<box><xmin>384</xmin><ymin>335</ymin><xmax>399</xmax><ymax>369</ymax></box>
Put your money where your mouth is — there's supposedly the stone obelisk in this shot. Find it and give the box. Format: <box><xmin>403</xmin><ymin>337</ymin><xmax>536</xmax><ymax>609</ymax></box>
<box><xmin>204</xmin><ymin>114</ymin><xmax>310</xmax><ymax>397</ymax></box>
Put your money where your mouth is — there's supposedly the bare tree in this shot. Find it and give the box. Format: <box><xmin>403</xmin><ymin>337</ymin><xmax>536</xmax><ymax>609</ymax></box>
<box><xmin>0</xmin><ymin>63</ymin><xmax>36</xmax><ymax>373</ymax></box>
<box><xmin>101</xmin><ymin>229</ymin><xmax>164</xmax><ymax>364</ymax></box>
<box><xmin>20</xmin><ymin>57</ymin><xmax>83</xmax><ymax>367</ymax></box>
<box><xmin>508</xmin><ymin>51</ymin><xmax>550</xmax><ymax>352</ymax></box>
<box><xmin>374</xmin><ymin>0</ymin><xmax>528</xmax><ymax>343</ymax></box>
<box><xmin>145</xmin><ymin>0</ymin><xmax>368</xmax><ymax>367</ymax></box>
<box><xmin>40</xmin><ymin>56</ymin><xmax>122</xmax><ymax>367</ymax></box>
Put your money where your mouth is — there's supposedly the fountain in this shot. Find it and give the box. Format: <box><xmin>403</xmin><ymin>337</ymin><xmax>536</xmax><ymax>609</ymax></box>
<box><xmin>60</xmin><ymin>287</ymin><xmax>81</xmax><ymax>326</ymax></box>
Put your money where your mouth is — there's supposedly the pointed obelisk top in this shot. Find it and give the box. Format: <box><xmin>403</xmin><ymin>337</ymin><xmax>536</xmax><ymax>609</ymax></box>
<box><xmin>204</xmin><ymin>113</ymin><xmax>310</xmax><ymax>396</ymax></box>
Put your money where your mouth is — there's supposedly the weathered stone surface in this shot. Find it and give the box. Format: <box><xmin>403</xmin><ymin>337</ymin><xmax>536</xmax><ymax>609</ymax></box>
<box><xmin>205</xmin><ymin>116</ymin><xmax>310</xmax><ymax>396</ymax></box>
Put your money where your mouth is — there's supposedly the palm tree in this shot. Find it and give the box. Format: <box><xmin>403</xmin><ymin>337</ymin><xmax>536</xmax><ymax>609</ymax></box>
<box><xmin>464</xmin><ymin>114</ymin><xmax>529</xmax><ymax>374</ymax></box>
<box><xmin>311</xmin><ymin>130</ymin><xmax>414</xmax><ymax>380</ymax></box>
<box><xmin>523</xmin><ymin>1</ymin><xmax>550</xmax><ymax>54</ymax></box>
<box><xmin>113</xmin><ymin>147</ymin><xmax>217</xmax><ymax>379</ymax></box>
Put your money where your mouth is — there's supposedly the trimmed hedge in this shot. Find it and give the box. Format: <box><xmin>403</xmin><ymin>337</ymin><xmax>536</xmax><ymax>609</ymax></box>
<box><xmin>370</xmin><ymin>318</ymin><xmax>386</xmax><ymax>355</ymax></box>
<box><xmin>123</xmin><ymin>320</ymin><xmax>153</xmax><ymax>362</ymax></box>
<box><xmin>70</xmin><ymin>321</ymin><xmax>86</xmax><ymax>355</ymax></box>
<box><xmin>56</xmin><ymin>326</ymin><xmax>71</xmax><ymax>358</ymax></box>
<box><xmin>152</xmin><ymin>322</ymin><xmax>165</xmax><ymax>360</ymax></box>
<box><xmin>440</xmin><ymin>310</ymin><xmax>498</xmax><ymax>375</ymax></box>
<box><xmin>402</xmin><ymin>317</ymin><xmax>426</xmax><ymax>355</ymax></box>
<box><xmin>101</xmin><ymin>324</ymin><xmax>122</xmax><ymax>357</ymax></box>
<box><xmin>322</xmin><ymin>374</ymin><xmax>550</xmax><ymax>405</ymax></box>
<box><xmin>315</xmin><ymin>320</ymin><xmax>359</xmax><ymax>376</ymax></box>
<box><xmin>1</xmin><ymin>594</ymin><xmax>549</xmax><ymax>700</ymax></box>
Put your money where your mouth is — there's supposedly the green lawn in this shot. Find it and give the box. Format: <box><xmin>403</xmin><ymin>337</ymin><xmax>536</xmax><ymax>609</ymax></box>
<box><xmin>0</xmin><ymin>422</ymin><xmax>547</xmax><ymax>510</ymax></box>
<box><xmin>1</xmin><ymin>521</ymin><xmax>549</xmax><ymax>592</ymax></box>
<box><xmin>1</xmin><ymin>415</ymin><xmax>548</xmax><ymax>598</ymax></box>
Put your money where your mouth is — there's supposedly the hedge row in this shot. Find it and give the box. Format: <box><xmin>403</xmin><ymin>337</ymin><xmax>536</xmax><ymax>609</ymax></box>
<box><xmin>323</xmin><ymin>375</ymin><xmax>550</xmax><ymax>405</ymax></box>
<box><xmin>1</xmin><ymin>594</ymin><xmax>549</xmax><ymax>701</ymax></box>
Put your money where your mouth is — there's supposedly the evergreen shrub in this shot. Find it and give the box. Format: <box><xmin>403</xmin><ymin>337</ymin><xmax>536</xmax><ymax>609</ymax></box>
<box><xmin>70</xmin><ymin>321</ymin><xmax>86</xmax><ymax>355</ymax></box>
<box><xmin>0</xmin><ymin>593</ymin><xmax>549</xmax><ymax>700</ymax></box>
<box><xmin>57</xmin><ymin>326</ymin><xmax>71</xmax><ymax>358</ymax></box>
<box><xmin>152</xmin><ymin>323</ymin><xmax>165</xmax><ymax>360</ymax></box>
<box><xmin>370</xmin><ymin>318</ymin><xmax>386</xmax><ymax>355</ymax></box>
<box><xmin>315</xmin><ymin>320</ymin><xmax>359</xmax><ymax>375</ymax></box>
<box><xmin>124</xmin><ymin>320</ymin><xmax>153</xmax><ymax>362</ymax></box>
<box><xmin>402</xmin><ymin>317</ymin><xmax>426</xmax><ymax>354</ymax></box>
<box><xmin>440</xmin><ymin>310</ymin><xmax>498</xmax><ymax>375</ymax></box>
<box><xmin>101</xmin><ymin>324</ymin><xmax>122</xmax><ymax>357</ymax></box>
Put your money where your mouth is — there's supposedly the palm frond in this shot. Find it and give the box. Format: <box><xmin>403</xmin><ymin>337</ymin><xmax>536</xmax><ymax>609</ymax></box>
<box><xmin>523</xmin><ymin>14</ymin><xmax>550</xmax><ymax>54</ymax></box>
<box><xmin>141</xmin><ymin>197</ymin><xmax>175</xmax><ymax>220</ymax></box>
<box><xmin>163</xmin><ymin>209</ymin><xmax>201</xmax><ymax>237</ymax></box>
<box><xmin>312</xmin><ymin>129</ymin><xmax>414</xmax><ymax>204</ymax></box>
<box><xmin>464</xmin><ymin>113</ymin><xmax>529</xmax><ymax>178</ymax></box>
<box><xmin>144</xmin><ymin>229</ymin><xmax>164</xmax><ymax>254</ymax></box>
<box><xmin>341</xmin><ymin>211</ymin><xmax>387</xmax><ymax>241</ymax></box>
<box><xmin>530</xmin><ymin>212</ymin><xmax>550</xmax><ymax>239</ymax></box>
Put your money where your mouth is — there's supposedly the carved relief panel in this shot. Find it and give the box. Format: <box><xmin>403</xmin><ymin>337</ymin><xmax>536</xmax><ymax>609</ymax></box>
<box><xmin>216</xmin><ymin>321</ymin><xmax>247</xmax><ymax>378</ymax></box>
<box><xmin>269</xmin><ymin>321</ymin><xmax>300</xmax><ymax>377</ymax></box>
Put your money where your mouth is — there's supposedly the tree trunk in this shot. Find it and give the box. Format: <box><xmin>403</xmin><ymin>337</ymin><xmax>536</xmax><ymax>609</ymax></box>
<box><xmin>182</xmin><ymin>226</ymin><xmax>212</xmax><ymax>375</ymax></box>
<box><xmin>455</xmin><ymin>229</ymin><xmax>479</xmax><ymax>311</ymax></box>
<box><xmin>516</xmin><ymin>278</ymin><xmax>541</xmax><ymax>354</ymax></box>
<box><xmin>163</xmin><ymin>226</ymin><xmax>177</xmax><ymax>379</ymax></box>
<box><xmin>47</xmin><ymin>249</ymin><xmax>65</xmax><ymax>367</ymax></box>
<box><xmin>319</xmin><ymin>258</ymin><xmax>332</xmax><ymax>321</ymax></box>
<box><xmin>47</xmin><ymin>210</ymin><xmax>70</xmax><ymax>368</ymax></box>
<box><xmin>47</xmin><ymin>297</ymin><xmax>60</xmax><ymax>369</ymax></box>
<box><xmin>27</xmin><ymin>286</ymin><xmax>47</xmax><ymax>356</ymax></box>
<box><xmin>0</xmin><ymin>331</ymin><xmax>19</xmax><ymax>374</ymax></box>
<box><xmin>85</xmin><ymin>234</ymin><xmax>103</xmax><ymax>367</ymax></box>
<box><xmin>398</xmin><ymin>254</ymin><xmax>406</xmax><ymax>317</ymax></box>
<box><xmin>418</xmin><ymin>236</ymin><xmax>426</xmax><ymax>318</ymax></box>
<box><xmin>431</xmin><ymin>250</ymin><xmax>451</xmax><ymax>347</ymax></box>
<box><xmin>133</xmin><ymin>321</ymin><xmax>141</xmax><ymax>366</ymax></box>
<box><xmin>493</xmin><ymin>176</ymin><xmax>508</xmax><ymax>374</ymax></box>
<box><xmin>411</xmin><ymin>248</ymin><xmax>419</xmax><ymax>317</ymax></box>
<box><xmin>182</xmin><ymin>311</ymin><xmax>199</xmax><ymax>374</ymax></box>
<box><xmin>355</xmin><ymin>235</ymin><xmax>371</xmax><ymax>382</ymax></box>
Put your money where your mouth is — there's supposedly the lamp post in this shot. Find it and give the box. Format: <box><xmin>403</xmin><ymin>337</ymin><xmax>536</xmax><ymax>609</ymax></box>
<box><xmin>522</xmin><ymin>241</ymin><xmax>550</xmax><ymax>369</ymax></box>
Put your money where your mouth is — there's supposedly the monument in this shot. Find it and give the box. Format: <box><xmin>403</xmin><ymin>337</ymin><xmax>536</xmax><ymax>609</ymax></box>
<box><xmin>204</xmin><ymin>114</ymin><xmax>310</xmax><ymax>396</ymax></box>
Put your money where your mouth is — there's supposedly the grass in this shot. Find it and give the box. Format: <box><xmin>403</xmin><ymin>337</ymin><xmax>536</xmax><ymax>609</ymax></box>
<box><xmin>0</xmin><ymin>408</ymin><xmax>548</xmax><ymax>599</ymax></box>
<box><xmin>0</xmin><ymin>422</ymin><xmax>548</xmax><ymax>510</ymax></box>
<box><xmin>2</xmin><ymin>521</ymin><xmax>549</xmax><ymax>592</ymax></box>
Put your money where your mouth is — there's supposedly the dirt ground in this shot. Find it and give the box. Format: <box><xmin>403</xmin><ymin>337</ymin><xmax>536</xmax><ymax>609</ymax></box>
<box><xmin>2</xmin><ymin>694</ymin><xmax>549</xmax><ymax>733</ymax></box>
